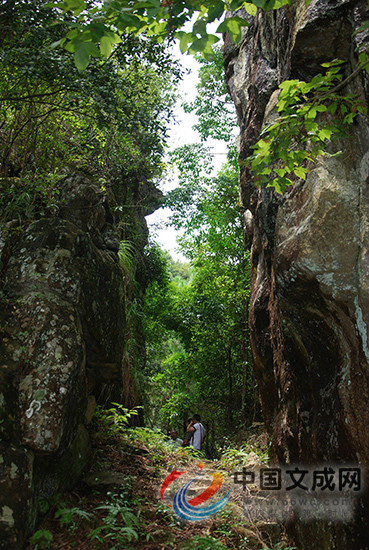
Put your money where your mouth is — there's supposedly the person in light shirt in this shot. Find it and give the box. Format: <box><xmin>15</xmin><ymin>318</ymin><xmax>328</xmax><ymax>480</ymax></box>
<box><xmin>169</xmin><ymin>430</ymin><xmax>183</xmax><ymax>446</ymax></box>
<box><xmin>186</xmin><ymin>414</ymin><xmax>205</xmax><ymax>450</ymax></box>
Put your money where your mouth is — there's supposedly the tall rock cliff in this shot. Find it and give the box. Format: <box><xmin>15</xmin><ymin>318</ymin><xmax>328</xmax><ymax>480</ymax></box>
<box><xmin>0</xmin><ymin>172</ymin><xmax>158</xmax><ymax>548</ymax></box>
<box><xmin>224</xmin><ymin>0</ymin><xmax>369</xmax><ymax>548</ymax></box>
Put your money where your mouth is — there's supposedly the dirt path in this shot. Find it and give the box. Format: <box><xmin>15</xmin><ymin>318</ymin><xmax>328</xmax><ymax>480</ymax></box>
<box><xmin>26</xmin><ymin>425</ymin><xmax>286</xmax><ymax>550</ymax></box>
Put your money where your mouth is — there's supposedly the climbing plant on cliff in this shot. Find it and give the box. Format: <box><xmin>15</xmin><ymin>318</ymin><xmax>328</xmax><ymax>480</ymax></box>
<box><xmin>248</xmin><ymin>58</ymin><xmax>369</xmax><ymax>194</ymax></box>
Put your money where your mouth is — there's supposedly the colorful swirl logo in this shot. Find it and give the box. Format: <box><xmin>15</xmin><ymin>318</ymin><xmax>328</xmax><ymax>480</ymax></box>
<box><xmin>160</xmin><ymin>464</ymin><xmax>230</xmax><ymax>521</ymax></box>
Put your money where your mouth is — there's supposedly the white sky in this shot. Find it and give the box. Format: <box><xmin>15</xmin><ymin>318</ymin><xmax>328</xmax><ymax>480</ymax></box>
<box><xmin>145</xmin><ymin>43</ymin><xmax>228</xmax><ymax>262</ymax></box>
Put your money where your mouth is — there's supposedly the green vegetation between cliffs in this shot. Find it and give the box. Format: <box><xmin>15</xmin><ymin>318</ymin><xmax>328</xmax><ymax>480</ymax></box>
<box><xmin>143</xmin><ymin>152</ymin><xmax>258</xmax><ymax>450</ymax></box>
<box><xmin>26</xmin><ymin>406</ymin><xmax>285</xmax><ymax>550</ymax></box>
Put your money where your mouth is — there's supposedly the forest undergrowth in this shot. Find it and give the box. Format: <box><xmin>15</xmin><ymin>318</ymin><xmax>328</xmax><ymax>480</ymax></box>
<box><xmin>26</xmin><ymin>407</ymin><xmax>294</xmax><ymax>550</ymax></box>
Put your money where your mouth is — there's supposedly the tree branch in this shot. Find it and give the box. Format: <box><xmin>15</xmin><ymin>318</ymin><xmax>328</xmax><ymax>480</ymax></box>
<box><xmin>0</xmin><ymin>89</ymin><xmax>66</xmax><ymax>102</ymax></box>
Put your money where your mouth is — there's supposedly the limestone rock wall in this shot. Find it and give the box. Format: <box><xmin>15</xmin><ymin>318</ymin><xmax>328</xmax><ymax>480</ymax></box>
<box><xmin>224</xmin><ymin>1</ymin><xmax>369</xmax><ymax>548</ymax></box>
<box><xmin>0</xmin><ymin>172</ymin><xmax>150</xmax><ymax>548</ymax></box>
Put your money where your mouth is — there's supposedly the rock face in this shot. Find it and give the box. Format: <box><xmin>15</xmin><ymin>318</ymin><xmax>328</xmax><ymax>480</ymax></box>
<box><xmin>0</xmin><ymin>172</ymin><xmax>150</xmax><ymax>548</ymax></box>
<box><xmin>224</xmin><ymin>1</ymin><xmax>369</xmax><ymax>548</ymax></box>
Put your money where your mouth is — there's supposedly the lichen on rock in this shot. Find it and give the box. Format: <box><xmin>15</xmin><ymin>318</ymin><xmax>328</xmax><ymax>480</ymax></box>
<box><xmin>0</xmin><ymin>173</ymin><xmax>139</xmax><ymax>548</ymax></box>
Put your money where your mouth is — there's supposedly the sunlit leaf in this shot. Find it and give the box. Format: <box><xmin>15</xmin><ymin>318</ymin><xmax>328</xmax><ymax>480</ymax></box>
<box><xmin>100</xmin><ymin>32</ymin><xmax>121</xmax><ymax>57</ymax></box>
<box><xmin>243</xmin><ymin>2</ymin><xmax>258</xmax><ymax>15</ymax></box>
<box><xmin>216</xmin><ymin>16</ymin><xmax>249</xmax><ymax>43</ymax></box>
<box><xmin>293</xmin><ymin>166</ymin><xmax>307</xmax><ymax>180</ymax></box>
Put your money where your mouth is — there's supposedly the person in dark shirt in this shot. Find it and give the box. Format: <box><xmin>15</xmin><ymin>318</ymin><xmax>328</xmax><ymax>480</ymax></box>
<box><xmin>182</xmin><ymin>418</ymin><xmax>193</xmax><ymax>447</ymax></box>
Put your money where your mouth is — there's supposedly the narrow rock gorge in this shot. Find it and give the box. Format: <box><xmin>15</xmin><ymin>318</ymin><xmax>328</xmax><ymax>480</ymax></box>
<box><xmin>1</xmin><ymin>0</ymin><xmax>369</xmax><ymax>548</ymax></box>
<box><xmin>224</xmin><ymin>0</ymin><xmax>369</xmax><ymax>548</ymax></box>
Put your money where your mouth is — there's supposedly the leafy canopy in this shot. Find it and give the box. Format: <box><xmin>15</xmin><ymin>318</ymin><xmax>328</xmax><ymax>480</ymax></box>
<box><xmin>0</xmin><ymin>1</ymin><xmax>180</xmax><ymax>183</ymax></box>
<box><xmin>51</xmin><ymin>0</ymin><xmax>290</xmax><ymax>68</ymax></box>
<box><xmin>50</xmin><ymin>0</ymin><xmax>369</xmax><ymax>195</ymax></box>
<box><xmin>183</xmin><ymin>47</ymin><xmax>237</xmax><ymax>142</ymax></box>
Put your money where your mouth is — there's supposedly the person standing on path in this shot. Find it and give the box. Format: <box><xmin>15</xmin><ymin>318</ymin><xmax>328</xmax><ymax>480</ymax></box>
<box><xmin>186</xmin><ymin>414</ymin><xmax>205</xmax><ymax>450</ymax></box>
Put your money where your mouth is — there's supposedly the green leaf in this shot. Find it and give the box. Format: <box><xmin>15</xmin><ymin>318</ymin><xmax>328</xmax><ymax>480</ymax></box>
<box><xmin>66</xmin><ymin>28</ymin><xmax>80</xmax><ymax>41</ymax></box>
<box><xmin>274</xmin><ymin>168</ymin><xmax>286</xmax><ymax>177</ymax></box>
<box><xmin>318</xmin><ymin>127</ymin><xmax>333</xmax><ymax>141</ymax></box>
<box><xmin>74</xmin><ymin>43</ymin><xmax>90</xmax><ymax>70</ymax></box>
<box><xmin>277</xmin><ymin>98</ymin><xmax>288</xmax><ymax>112</ymax></box>
<box><xmin>279</xmin><ymin>79</ymin><xmax>300</xmax><ymax>94</ymax></box>
<box><xmin>293</xmin><ymin>166</ymin><xmax>307</xmax><ymax>180</ymax></box>
<box><xmin>207</xmin><ymin>2</ymin><xmax>226</xmax><ymax>22</ymax></box>
<box><xmin>327</xmin><ymin>102</ymin><xmax>338</xmax><ymax>114</ymax></box>
<box><xmin>133</xmin><ymin>0</ymin><xmax>160</xmax><ymax>9</ymax></box>
<box><xmin>326</xmin><ymin>65</ymin><xmax>343</xmax><ymax>76</ymax></box>
<box><xmin>310</xmin><ymin>73</ymin><xmax>326</xmax><ymax>87</ymax></box>
<box><xmin>189</xmin><ymin>35</ymin><xmax>219</xmax><ymax>55</ymax></box>
<box><xmin>260</xmin><ymin>167</ymin><xmax>272</xmax><ymax>175</ymax></box>
<box><xmin>149</xmin><ymin>20</ymin><xmax>168</xmax><ymax>36</ymax></box>
<box><xmin>358</xmin><ymin>51</ymin><xmax>369</xmax><ymax>74</ymax></box>
<box><xmin>253</xmin><ymin>0</ymin><xmax>290</xmax><ymax>11</ymax></box>
<box><xmin>62</xmin><ymin>0</ymin><xmax>86</xmax><ymax>14</ymax></box>
<box><xmin>357</xmin><ymin>103</ymin><xmax>368</xmax><ymax>115</ymax></box>
<box><xmin>344</xmin><ymin>112</ymin><xmax>356</xmax><ymax>124</ymax></box>
<box><xmin>50</xmin><ymin>38</ymin><xmax>66</xmax><ymax>49</ymax></box>
<box><xmin>254</xmin><ymin>138</ymin><xmax>270</xmax><ymax>152</ymax></box>
<box><xmin>100</xmin><ymin>32</ymin><xmax>121</xmax><ymax>57</ymax></box>
<box><xmin>267</xmin><ymin>178</ymin><xmax>284</xmax><ymax>194</ymax></box>
<box><xmin>230</xmin><ymin>0</ymin><xmax>245</xmax><ymax>10</ymax></box>
<box><xmin>74</xmin><ymin>41</ymin><xmax>99</xmax><ymax>70</ymax></box>
<box><xmin>216</xmin><ymin>16</ymin><xmax>249</xmax><ymax>43</ymax></box>
<box><xmin>243</xmin><ymin>2</ymin><xmax>258</xmax><ymax>15</ymax></box>
<box><xmin>176</xmin><ymin>31</ymin><xmax>194</xmax><ymax>54</ymax></box>
<box><xmin>305</xmin><ymin>106</ymin><xmax>319</xmax><ymax>119</ymax></box>
<box><xmin>268</xmin><ymin>175</ymin><xmax>293</xmax><ymax>194</ymax></box>
<box><xmin>321</xmin><ymin>59</ymin><xmax>345</xmax><ymax>68</ymax></box>
<box><xmin>193</xmin><ymin>19</ymin><xmax>208</xmax><ymax>37</ymax></box>
<box><xmin>116</xmin><ymin>12</ymin><xmax>144</xmax><ymax>32</ymax></box>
